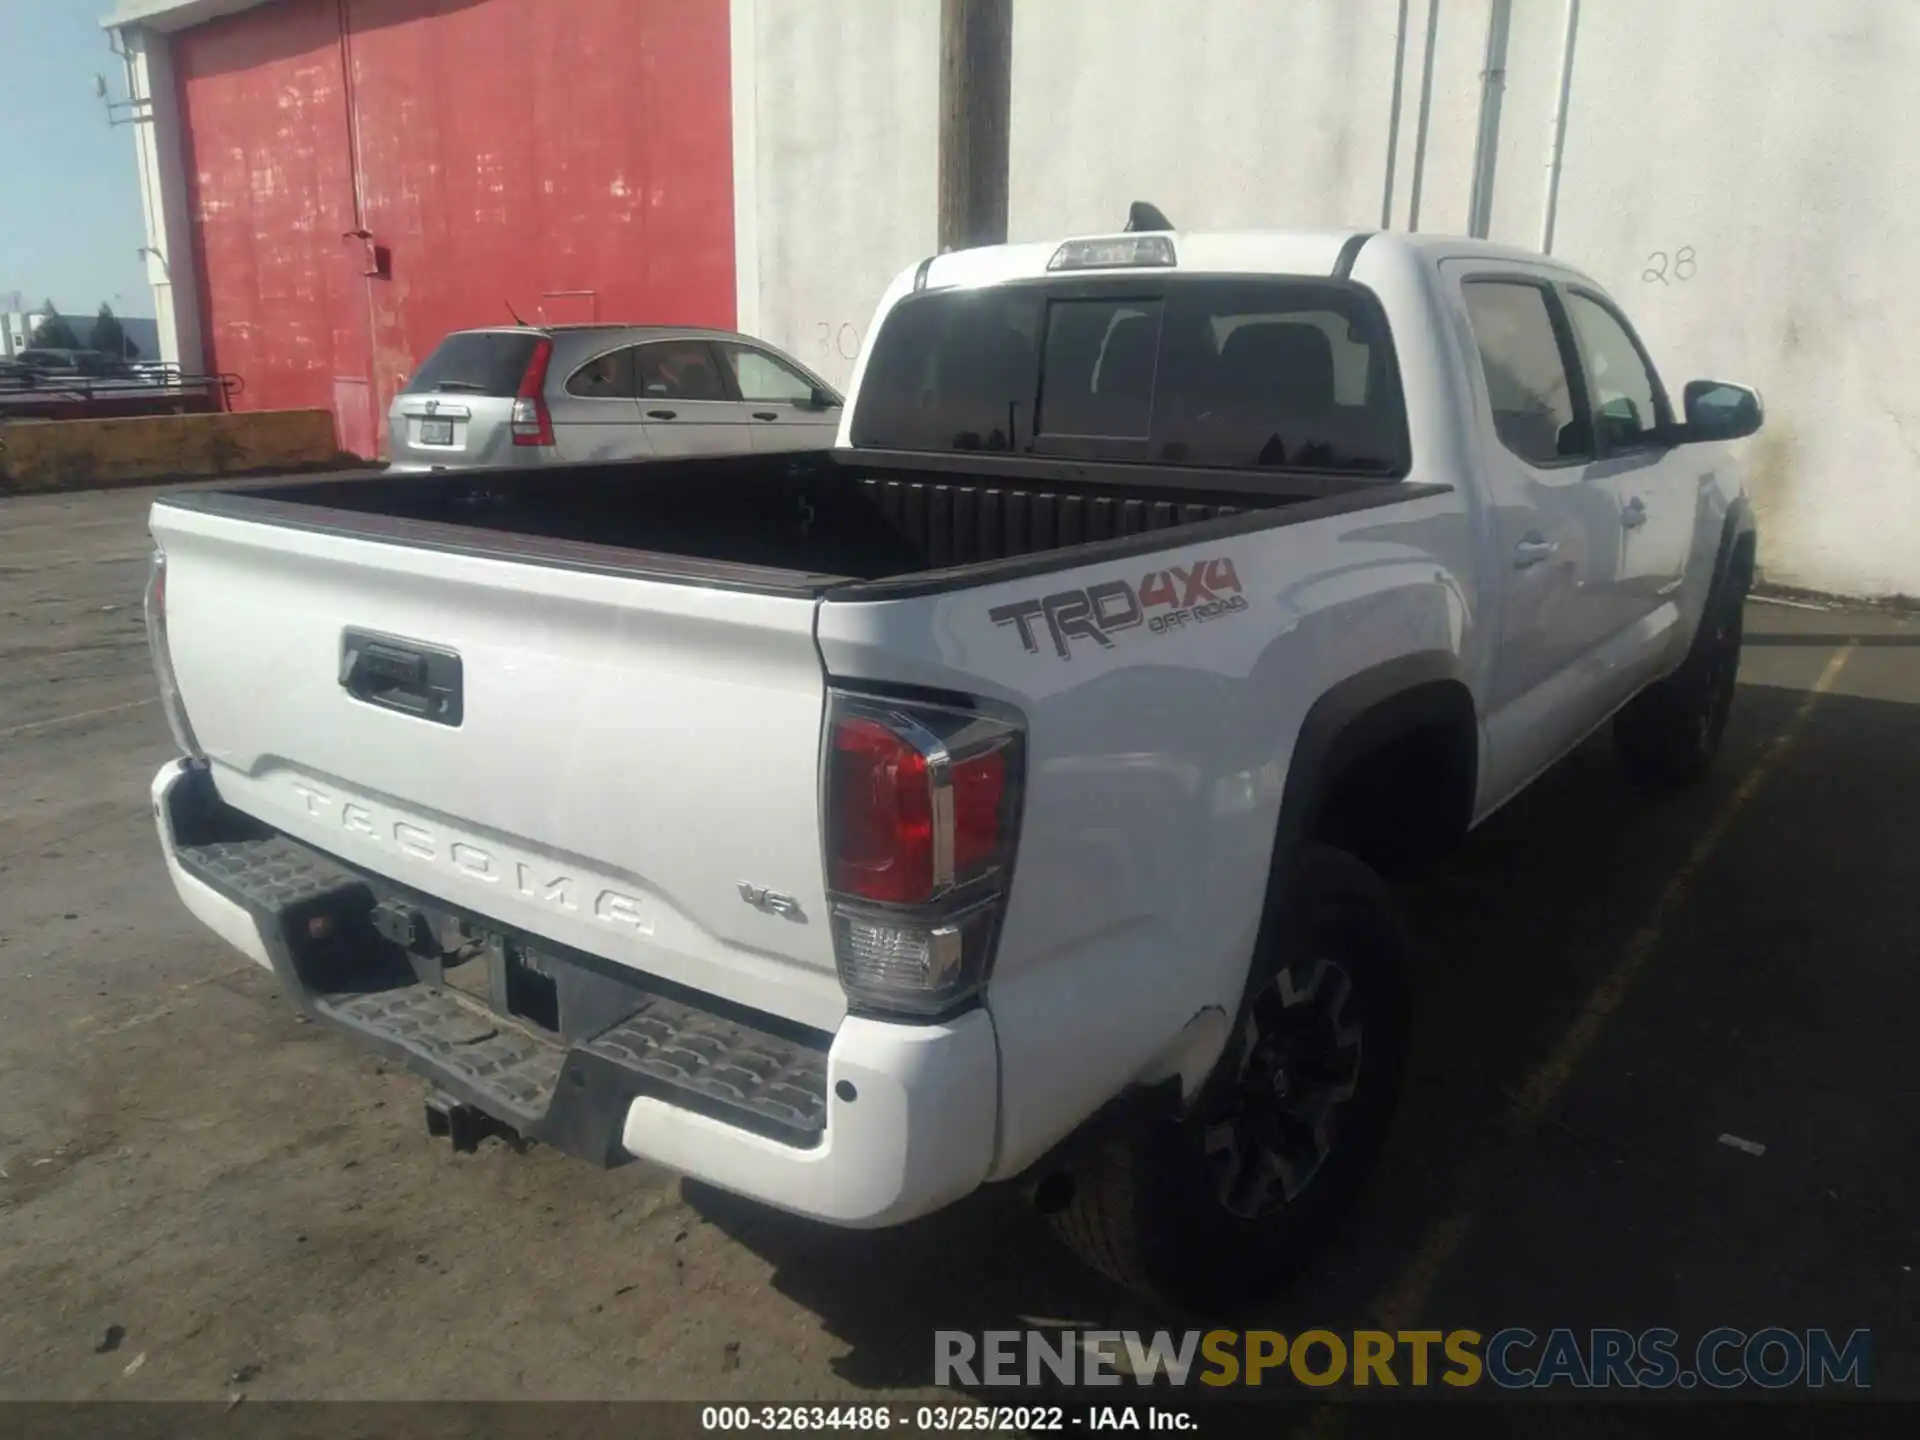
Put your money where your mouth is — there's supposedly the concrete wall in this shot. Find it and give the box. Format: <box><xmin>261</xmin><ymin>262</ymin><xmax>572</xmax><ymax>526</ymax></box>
<box><xmin>737</xmin><ymin>0</ymin><xmax>1920</xmax><ymax>598</ymax></box>
<box><xmin>0</xmin><ymin>408</ymin><xmax>343</xmax><ymax>494</ymax></box>
<box><xmin>730</xmin><ymin>0</ymin><xmax>940</xmax><ymax>396</ymax></box>
<box><xmin>1538</xmin><ymin>0</ymin><xmax>1920</xmax><ymax>597</ymax></box>
<box><xmin>122</xmin><ymin>23</ymin><xmax>206</xmax><ymax>375</ymax></box>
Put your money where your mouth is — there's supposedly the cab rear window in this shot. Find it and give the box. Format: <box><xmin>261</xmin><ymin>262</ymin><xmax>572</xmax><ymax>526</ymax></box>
<box><xmin>850</xmin><ymin>276</ymin><xmax>1409</xmax><ymax>476</ymax></box>
<box><xmin>402</xmin><ymin>332</ymin><xmax>542</xmax><ymax>397</ymax></box>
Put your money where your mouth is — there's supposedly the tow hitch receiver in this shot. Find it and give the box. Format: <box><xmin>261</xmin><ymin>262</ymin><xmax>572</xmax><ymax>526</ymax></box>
<box><xmin>424</xmin><ymin>1090</ymin><xmax>526</xmax><ymax>1155</ymax></box>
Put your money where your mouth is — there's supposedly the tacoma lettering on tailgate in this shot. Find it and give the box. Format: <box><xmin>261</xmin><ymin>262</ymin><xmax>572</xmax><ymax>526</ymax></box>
<box><xmin>988</xmin><ymin>556</ymin><xmax>1248</xmax><ymax>660</ymax></box>
<box><xmin>289</xmin><ymin>783</ymin><xmax>652</xmax><ymax>933</ymax></box>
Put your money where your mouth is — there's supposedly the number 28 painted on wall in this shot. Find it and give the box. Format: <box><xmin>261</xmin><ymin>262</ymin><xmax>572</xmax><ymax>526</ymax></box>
<box><xmin>1642</xmin><ymin>247</ymin><xmax>1698</xmax><ymax>285</ymax></box>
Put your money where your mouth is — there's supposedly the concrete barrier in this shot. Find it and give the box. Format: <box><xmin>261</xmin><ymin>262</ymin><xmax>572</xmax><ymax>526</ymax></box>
<box><xmin>0</xmin><ymin>409</ymin><xmax>357</xmax><ymax>495</ymax></box>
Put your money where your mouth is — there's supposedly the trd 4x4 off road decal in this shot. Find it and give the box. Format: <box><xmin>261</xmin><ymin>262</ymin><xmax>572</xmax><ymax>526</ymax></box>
<box><xmin>989</xmin><ymin>556</ymin><xmax>1248</xmax><ymax>660</ymax></box>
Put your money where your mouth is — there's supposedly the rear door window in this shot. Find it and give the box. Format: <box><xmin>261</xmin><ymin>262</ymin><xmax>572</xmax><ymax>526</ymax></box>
<box><xmin>723</xmin><ymin>345</ymin><xmax>820</xmax><ymax>403</ymax></box>
<box><xmin>565</xmin><ymin>346</ymin><xmax>638</xmax><ymax>398</ymax></box>
<box><xmin>851</xmin><ymin>277</ymin><xmax>1406</xmax><ymax>474</ymax></box>
<box><xmin>635</xmin><ymin>341</ymin><xmax>731</xmax><ymax>402</ymax></box>
<box><xmin>402</xmin><ymin>331</ymin><xmax>541</xmax><ymax>396</ymax></box>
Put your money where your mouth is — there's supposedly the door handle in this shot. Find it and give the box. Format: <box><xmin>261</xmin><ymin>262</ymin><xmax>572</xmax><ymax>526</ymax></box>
<box><xmin>646</xmin><ymin>409</ymin><xmax>677</xmax><ymax>420</ymax></box>
<box><xmin>1513</xmin><ymin>536</ymin><xmax>1560</xmax><ymax>569</ymax></box>
<box><xmin>1621</xmin><ymin>496</ymin><xmax>1648</xmax><ymax>530</ymax></box>
<box><xmin>752</xmin><ymin>411</ymin><xmax>779</xmax><ymax>421</ymax></box>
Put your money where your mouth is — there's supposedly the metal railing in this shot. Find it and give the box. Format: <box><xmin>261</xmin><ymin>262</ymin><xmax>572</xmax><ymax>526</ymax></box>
<box><xmin>0</xmin><ymin>365</ymin><xmax>246</xmax><ymax>418</ymax></box>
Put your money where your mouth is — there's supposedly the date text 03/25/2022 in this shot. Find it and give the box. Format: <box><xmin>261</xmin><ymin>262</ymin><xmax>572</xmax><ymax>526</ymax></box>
<box><xmin>701</xmin><ymin>1405</ymin><xmax>1193</xmax><ymax>1432</ymax></box>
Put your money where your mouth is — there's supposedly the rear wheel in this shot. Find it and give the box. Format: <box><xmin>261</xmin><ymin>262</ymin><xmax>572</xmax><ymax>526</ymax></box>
<box><xmin>1047</xmin><ymin>844</ymin><xmax>1410</xmax><ymax>1310</ymax></box>
<box><xmin>1614</xmin><ymin>563</ymin><xmax>1747</xmax><ymax>788</ymax></box>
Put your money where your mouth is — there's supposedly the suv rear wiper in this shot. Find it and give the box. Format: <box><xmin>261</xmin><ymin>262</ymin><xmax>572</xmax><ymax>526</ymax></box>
<box><xmin>431</xmin><ymin>380</ymin><xmax>489</xmax><ymax>393</ymax></box>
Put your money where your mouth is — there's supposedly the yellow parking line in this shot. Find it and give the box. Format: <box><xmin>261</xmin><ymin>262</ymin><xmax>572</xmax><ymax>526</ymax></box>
<box><xmin>1370</xmin><ymin>642</ymin><xmax>1856</xmax><ymax>1332</ymax></box>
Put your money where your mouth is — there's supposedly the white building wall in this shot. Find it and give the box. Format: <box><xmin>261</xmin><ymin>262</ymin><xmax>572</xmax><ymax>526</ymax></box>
<box><xmin>1535</xmin><ymin>0</ymin><xmax>1920</xmax><ymax>597</ymax></box>
<box><xmin>1012</xmin><ymin>0</ymin><xmax>1404</xmax><ymax>237</ymax></box>
<box><xmin>730</xmin><ymin>0</ymin><xmax>940</xmax><ymax>393</ymax></box>
<box><xmin>121</xmin><ymin>24</ymin><xmax>205</xmax><ymax>375</ymax></box>
<box><xmin>741</xmin><ymin>0</ymin><xmax>1920</xmax><ymax>598</ymax></box>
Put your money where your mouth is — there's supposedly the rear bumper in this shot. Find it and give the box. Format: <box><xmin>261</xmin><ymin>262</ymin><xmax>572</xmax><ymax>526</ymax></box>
<box><xmin>149</xmin><ymin>760</ymin><xmax>998</xmax><ymax>1228</ymax></box>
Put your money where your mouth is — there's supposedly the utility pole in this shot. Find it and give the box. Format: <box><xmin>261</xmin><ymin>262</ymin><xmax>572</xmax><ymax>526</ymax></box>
<box><xmin>937</xmin><ymin>0</ymin><xmax>1012</xmax><ymax>253</ymax></box>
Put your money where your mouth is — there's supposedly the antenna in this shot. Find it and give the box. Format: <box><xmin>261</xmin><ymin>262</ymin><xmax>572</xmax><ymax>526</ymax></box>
<box><xmin>1125</xmin><ymin>201</ymin><xmax>1174</xmax><ymax>233</ymax></box>
<box><xmin>505</xmin><ymin>300</ymin><xmax>527</xmax><ymax>326</ymax></box>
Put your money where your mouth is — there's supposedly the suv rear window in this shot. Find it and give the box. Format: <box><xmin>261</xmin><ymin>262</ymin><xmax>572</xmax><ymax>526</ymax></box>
<box><xmin>402</xmin><ymin>331</ymin><xmax>542</xmax><ymax>396</ymax></box>
<box><xmin>850</xmin><ymin>276</ymin><xmax>1408</xmax><ymax>475</ymax></box>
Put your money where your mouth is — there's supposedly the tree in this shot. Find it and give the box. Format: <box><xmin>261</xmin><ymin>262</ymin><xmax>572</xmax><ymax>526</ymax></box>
<box><xmin>88</xmin><ymin>303</ymin><xmax>139</xmax><ymax>360</ymax></box>
<box><xmin>28</xmin><ymin>302</ymin><xmax>81</xmax><ymax>351</ymax></box>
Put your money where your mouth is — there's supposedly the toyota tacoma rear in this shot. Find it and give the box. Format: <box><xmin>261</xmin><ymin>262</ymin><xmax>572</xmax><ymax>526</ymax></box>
<box><xmin>142</xmin><ymin>222</ymin><xmax>1759</xmax><ymax>1304</ymax></box>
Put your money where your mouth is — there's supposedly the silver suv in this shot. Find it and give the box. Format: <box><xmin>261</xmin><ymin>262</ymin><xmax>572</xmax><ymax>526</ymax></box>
<box><xmin>387</xmin><ymin>324</ymin><xmax>843</xmax><ymax>471</ymax></box>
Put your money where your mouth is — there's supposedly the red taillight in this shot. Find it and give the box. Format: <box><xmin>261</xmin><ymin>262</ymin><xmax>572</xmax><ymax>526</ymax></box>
<box><xmin>825</xmin><ymin>700</ymin><xmax>1019</xmax><ymax>906</ymax></box>
<box><xmin>829</xmin><ymin>716</ymin><xmax>934</xmax><ymax>904</ymax></box>
<box><xmin>511</xmin><ymin>337</ymin><xmax>555</xmax><ymax>447</ymax></box>
<box><xmin>950</xmin><ymin>746</ymin><xmax>1007</xmax><ymax>877</ymax></box>
<box><xmin>823</xmin><ymin>694</ymin><xmax>1023</xmax><ymax>1016</ymax></box>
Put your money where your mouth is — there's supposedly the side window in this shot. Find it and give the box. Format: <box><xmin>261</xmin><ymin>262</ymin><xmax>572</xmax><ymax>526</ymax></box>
<box><xmin>723</xmin><ymin>345</ymin><xmax>817</xmax><ymax>404</ymax></box>
<box><xmin>564</xmin><ymin>346</ymin><xmax>636</xmax><ymax>399</ymax></box>
<box><xmin>635</xmin><ymin>341</ymin><xmax>729</xmax><ymax>402</ymax></box>
<box><xmin>1461</xmin><ymin>281</ymin><xmax>1590</xmax><ymax>466</ymax></box>
<box><xmin>1565</xmin><ymin>292</ymin><xmax>1664</xmax><ymax>450</ymax></box>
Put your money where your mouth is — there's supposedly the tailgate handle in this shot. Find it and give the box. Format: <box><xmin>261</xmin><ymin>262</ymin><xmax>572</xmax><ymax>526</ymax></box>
<box><xmin>340</xmin><ymin>630</ymin><xmax>463</xmax><ymax>727</ymax></box>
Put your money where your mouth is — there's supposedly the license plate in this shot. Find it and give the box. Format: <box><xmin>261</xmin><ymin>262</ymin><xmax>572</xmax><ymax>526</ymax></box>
<box><xmin>419</xmin><ymin>419</ymin><xmax>455</xmax><ymax>446</ymax></box>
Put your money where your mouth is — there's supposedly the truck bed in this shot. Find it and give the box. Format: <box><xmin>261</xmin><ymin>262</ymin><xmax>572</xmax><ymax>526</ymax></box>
<box><xmin>158</xmin><ymin>450</ymin><xmax>1436</xmax><ymax>598</ymax></box>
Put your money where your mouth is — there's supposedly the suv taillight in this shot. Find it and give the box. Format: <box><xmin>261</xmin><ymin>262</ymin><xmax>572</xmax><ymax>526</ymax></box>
<box><xmin>143</xmin><ymin>549</ymin><xmax>204</xmax><ymax>759</ymax></box>
<box><xmin>510</xmin><ymin>337</ymin><xmax>555</xmax><ymax>446</ymax></box>
<box><xmin>823</xmin><ymin>692</ymin><xmax>1024</xmax><ymax>1017</ymax></box>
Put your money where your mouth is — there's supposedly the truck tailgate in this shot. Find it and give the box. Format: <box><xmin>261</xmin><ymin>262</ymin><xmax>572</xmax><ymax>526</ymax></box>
<box><xmin>150</xmin><ymin>501</ymin><xmax>845</xmax><ymax>1032</ymax></box>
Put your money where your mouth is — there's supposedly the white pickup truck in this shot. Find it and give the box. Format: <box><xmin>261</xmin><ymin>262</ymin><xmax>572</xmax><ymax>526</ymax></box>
<box><xmin>144</xmin><ymin>223</ymin><xmax>1760</xmax><ymax>1307</ymax></box>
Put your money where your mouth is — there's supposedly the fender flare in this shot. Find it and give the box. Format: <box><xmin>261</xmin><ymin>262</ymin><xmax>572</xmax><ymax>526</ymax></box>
<box><xmin>1717</xmin><ymin>493</ymin><xmax>1758</xmax><ymax>591</ymax></box>
<box><xmin>1254</xmin><ymin>649</ymin><xmax>1477</xmax><ymax>943</ymax></box>
<box><xmin>1274</xmin><ymin>650</ymin><xmax>1477</xmax><ymax>857</ymax></box>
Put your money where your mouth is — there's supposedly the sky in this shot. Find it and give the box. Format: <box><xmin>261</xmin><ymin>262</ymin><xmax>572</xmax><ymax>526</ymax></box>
<box><xmin>0</xmin><ymin>0</ymin><xmax>152</xmax><ymax>319</ymax></box>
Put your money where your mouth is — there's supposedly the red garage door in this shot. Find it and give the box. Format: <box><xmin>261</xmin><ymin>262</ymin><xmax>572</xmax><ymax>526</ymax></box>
<box><xmin>175</xmin><ymin>0</ymin><xmax>735</xmax><ymax>457</ymax></box>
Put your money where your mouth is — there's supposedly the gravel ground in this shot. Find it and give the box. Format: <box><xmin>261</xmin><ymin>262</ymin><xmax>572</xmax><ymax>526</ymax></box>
<box><xmin>3</xmin><ymin>482</ymin><xmax>1915</xmax><ymax>1403</ymax></box>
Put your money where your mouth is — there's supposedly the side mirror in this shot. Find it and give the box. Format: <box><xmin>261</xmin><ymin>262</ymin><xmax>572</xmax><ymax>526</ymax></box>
<box><xmin>809</xmin><ymin>385</ymin><xmax>841</xmax><ymax>411</ymax></box>
<box><xmin>1681</xmin><ymin>379</ymin><xmax>1763</xmax><ymax>443</ymax></box>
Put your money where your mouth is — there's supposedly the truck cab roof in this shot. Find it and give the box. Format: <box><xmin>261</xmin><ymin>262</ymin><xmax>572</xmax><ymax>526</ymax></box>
<box><xmin>909</xmin><ymin>228</ymin><xmax>1602</xmax><ymax>294</ymax></box>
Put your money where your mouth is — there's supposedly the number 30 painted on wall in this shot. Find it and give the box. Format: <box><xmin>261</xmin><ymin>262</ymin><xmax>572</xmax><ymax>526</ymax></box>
<box><xmin>814</xmin><ymin>321</ymin><xmax>863</xmax><ymax>359</ymax></box>
<box><xmin>1642</xmin><ymin>247</ymin><xmax>1698</xmax><ymax>286</ymax></box>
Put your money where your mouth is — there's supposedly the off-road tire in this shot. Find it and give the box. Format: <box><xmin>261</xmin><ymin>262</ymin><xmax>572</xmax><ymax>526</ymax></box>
<box><xmin>1613</xmin><ymin>562</ymin><xmax>1748</xmax><ymax>788</ymax></box>
<box><xmin>1047</xmin><ymin>844</ymin><xmax>1411</xmax><ymax>1311</ymax></box>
